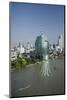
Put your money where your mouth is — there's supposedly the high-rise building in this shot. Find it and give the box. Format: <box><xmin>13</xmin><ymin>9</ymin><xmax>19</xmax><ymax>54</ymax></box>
<box><xmin>17</xmin><ymin>42</ymin><xmax>25</xmax><ymax>54</ymax></box>
<box><xmin>25</xmin><ymin>42</ymin><xmax>31</xmax><ymax>53</ymax></box>
<box><xmin>58</xmin><ymin>34</ymin><xmax>64</xmax><ymax>48</ymax></box>
<box><xmin>35</xmin><ymin>34</ymin><xmax>49</xmax><ymax>60</ymax></box>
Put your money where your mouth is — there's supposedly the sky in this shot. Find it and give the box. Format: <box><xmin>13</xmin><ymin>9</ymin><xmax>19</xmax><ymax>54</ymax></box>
<box><xmin>10</xmin><ymin>2</ymin><xmax>65</xmax><ymax>47</ymax></box>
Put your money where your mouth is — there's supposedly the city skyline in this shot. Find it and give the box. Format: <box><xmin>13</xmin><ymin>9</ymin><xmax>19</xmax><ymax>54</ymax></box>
<box><xmin>10</xmin><ymin>2</ymin><xmax>64</xmax><ymax>47</ymax></box>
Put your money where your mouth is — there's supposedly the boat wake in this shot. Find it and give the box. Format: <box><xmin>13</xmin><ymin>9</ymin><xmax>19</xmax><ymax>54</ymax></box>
<box><xmin>15</xmin><ymin>84</ymin><xmax>32</xmax><ymax>93</ymax></box>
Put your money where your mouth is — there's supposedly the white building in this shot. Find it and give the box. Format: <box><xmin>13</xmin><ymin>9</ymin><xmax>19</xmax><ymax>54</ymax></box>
<box><xmin>55</xmin><ymin>45</ymin><xmax>62</xmax><ymax>53</ymax></box>
<box><xmin>25</xmin><ymin>42</ymin><xmax>34</xmax><ymax>53</ymax></box>
<box><xmin>58</xmin><ymin>34</ymin><xmax>64</xmax><ymax>49</ymax></box>
<box><xmin>11</xmin><ymin>49</ymin><xmax>17</xmax><ymax>61</ymax></box>
<box><xmin>50</xmin><ymin>45</ymin><xmax>54</xmax><ymax>50</ymax></box>
<box><xmin>17</xmin><ymin>43</ymin><xmax>25</xmax><ymax>54</ymax></box>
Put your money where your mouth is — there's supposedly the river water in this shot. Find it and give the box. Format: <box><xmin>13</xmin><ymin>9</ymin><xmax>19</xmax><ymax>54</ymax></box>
<box><xmin>10</xmin><ymin>58</ymin><xmax>65</xmax><ymax>97</ymax></box>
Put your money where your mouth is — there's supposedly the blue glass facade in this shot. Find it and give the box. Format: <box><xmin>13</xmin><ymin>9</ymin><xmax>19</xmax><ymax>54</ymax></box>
<box><xmin>35</xmin><ymin>34</ymin><xmax>49</xmax><ymax>60</ymax></box>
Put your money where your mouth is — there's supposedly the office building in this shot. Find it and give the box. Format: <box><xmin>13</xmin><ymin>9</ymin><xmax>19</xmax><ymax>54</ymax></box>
<box><xmin>35</xmin><ymin>34</ymin><xmax>49</xmax><ymax>60</ymax></box>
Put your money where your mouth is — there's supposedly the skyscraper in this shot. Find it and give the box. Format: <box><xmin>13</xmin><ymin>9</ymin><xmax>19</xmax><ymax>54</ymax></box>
<box><xmin>58</xmin><ymin>34</ymin><xmax>64</xmax><ymax>48</ymax></box>
<box><xmin>35</xmin><ymin>33</ymin><xmax>49</xmax><ymax>60</ymax></box>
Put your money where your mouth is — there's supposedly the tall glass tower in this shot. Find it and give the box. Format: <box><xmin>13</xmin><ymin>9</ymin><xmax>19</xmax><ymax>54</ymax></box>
<box><xmin>35</xmin><ymin>34</ymin><xmax>49</xmax><ymax>60</ymax></box>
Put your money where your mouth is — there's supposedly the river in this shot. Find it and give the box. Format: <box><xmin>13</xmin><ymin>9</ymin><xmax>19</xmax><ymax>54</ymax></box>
<box><xmin>10</xmin><ymin>58</ymin><xmax>65</xmax><ymax>97</ymax></box>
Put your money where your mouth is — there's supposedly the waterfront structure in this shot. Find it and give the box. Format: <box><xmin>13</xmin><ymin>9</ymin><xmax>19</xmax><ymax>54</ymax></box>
<box><xmin>35</xmin><ymin>34</ymin><xmax>49</xmax><ymax>60</ymax></box>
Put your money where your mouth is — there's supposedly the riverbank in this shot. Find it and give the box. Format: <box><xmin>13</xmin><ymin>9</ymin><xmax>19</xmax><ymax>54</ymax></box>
<box><xmin>11</xmin><ymin>55</ymin><xmax>64</xmax><ymax>71</ymax></box>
